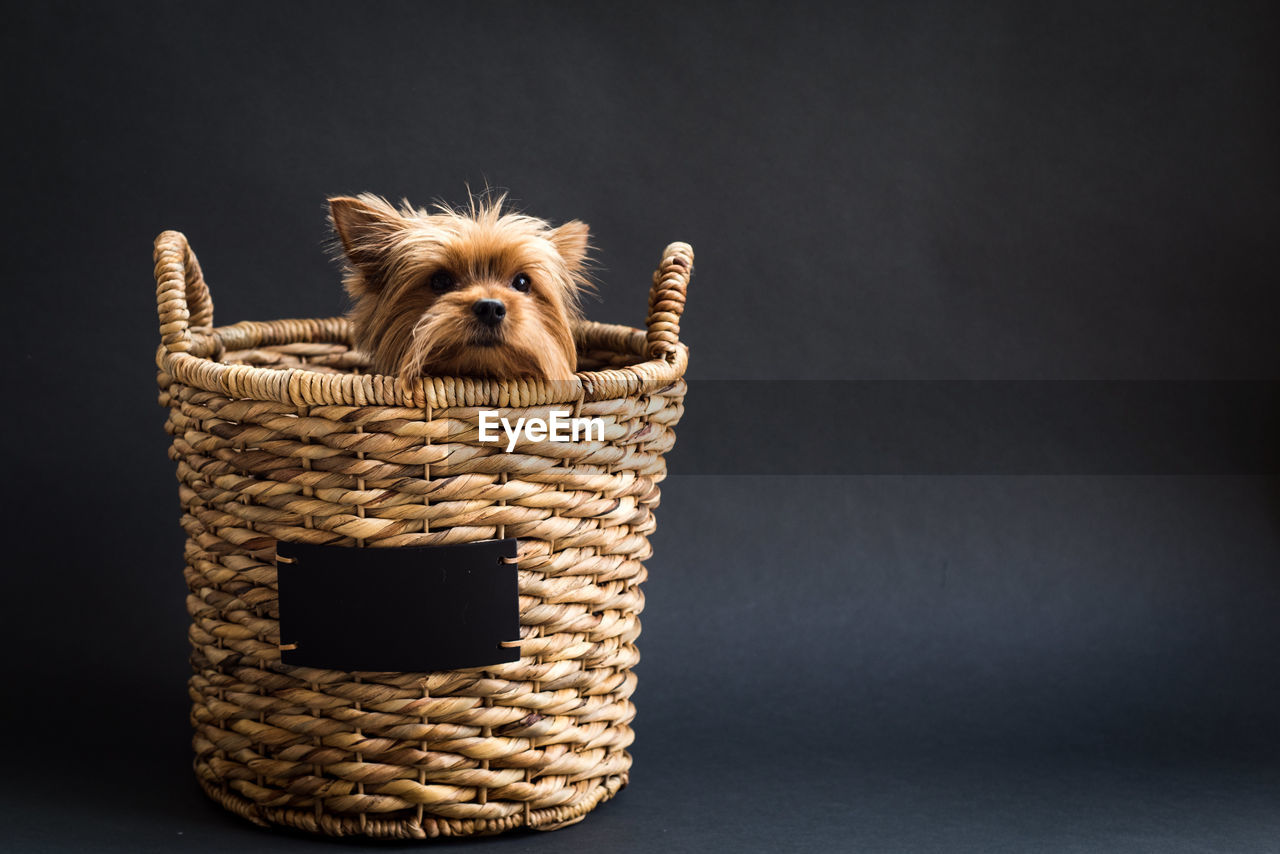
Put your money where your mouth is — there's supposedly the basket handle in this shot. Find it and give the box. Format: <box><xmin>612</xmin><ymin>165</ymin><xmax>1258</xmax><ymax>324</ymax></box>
<box><xmin>645</xmin><ymin>242</ymin><xmax>693</xmax><ymax>360</ymax></box>
<box><xmin>154</xmin><ymin>230</ymin><xmax>214</xmax><ymax>354</ymax></box>
<box><xmin>645</xmin><ymin>241</ymin><xmax>696</xmax><ymax>358</ymax></box>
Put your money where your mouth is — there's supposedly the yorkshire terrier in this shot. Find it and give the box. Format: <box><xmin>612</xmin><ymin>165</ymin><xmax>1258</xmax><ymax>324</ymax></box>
<box><xmin>329</xmin><ymin>193</ymin><xmax>590</xmax><ymax>381</ymax></box>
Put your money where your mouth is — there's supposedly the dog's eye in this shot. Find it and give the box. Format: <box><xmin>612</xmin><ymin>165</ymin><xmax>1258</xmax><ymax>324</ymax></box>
<box><xmin>511</xmin><ymin>273</ymin><xmax>531</xmax><ymax>293</ymax></box>
<box><xmin>429</xmin><ymin>271</ymin><xmax>455</xmax><ymax>293</ymax></box>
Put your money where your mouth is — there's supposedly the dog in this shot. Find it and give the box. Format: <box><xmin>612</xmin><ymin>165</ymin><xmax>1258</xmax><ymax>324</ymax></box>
<box><xmin>329</xmin><ymin>193</ymin><xmax>590</xmax><ymax>381</ymax></box>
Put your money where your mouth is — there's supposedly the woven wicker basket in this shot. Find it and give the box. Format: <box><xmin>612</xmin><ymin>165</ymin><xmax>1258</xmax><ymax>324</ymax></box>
<box><xmin>153</xmin><ymin>230</ymin><xmax>692</xmax><ymax>838</ymax></box>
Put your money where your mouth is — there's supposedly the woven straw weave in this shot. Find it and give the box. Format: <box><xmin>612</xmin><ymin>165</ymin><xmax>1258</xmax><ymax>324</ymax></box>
<box><xmin>153</xmin><ymin>230</ymin><xmax>692</xmax><ymax>838</ymax></box>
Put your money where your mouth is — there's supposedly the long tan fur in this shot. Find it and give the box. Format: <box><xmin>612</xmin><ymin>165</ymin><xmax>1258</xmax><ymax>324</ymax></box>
<box><xmin>329</xmin><ymin>193</ymin><xmax>591</xmax><ymax>381</ymax></box>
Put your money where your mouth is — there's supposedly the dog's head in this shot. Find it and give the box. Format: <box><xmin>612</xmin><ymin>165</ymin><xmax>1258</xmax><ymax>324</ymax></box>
<box><xmin>329</xmin><ymin>193</ymin><xmax>590</xmax><ymax>381</ymax></box>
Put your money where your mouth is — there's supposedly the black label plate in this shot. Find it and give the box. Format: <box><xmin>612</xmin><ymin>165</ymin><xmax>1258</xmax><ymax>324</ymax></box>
<box><xmin>275</xmin><ymin>538</ymin><xmax>520</xmax><ymax>673</ymax></box>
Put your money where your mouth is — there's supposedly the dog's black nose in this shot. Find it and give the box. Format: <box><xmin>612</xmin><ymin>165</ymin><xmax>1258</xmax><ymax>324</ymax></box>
<box><xmin>473</xmin><ymin>298</ymin><xmax>507</xmax><ymax>326</ymax></box>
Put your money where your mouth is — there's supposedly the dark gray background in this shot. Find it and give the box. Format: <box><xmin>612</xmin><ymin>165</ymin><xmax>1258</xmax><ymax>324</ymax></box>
<box><xmin>5</xmin><ymin>1</ymin><xmax>1279</xmax><ymax>851</ymax></box>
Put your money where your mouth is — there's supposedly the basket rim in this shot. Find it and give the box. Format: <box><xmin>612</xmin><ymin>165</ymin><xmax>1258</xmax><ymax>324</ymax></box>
<box><xmin>154</xmin><ymin>229</ymin><xmax>692</xmax><ymax>409</ymax></box>
<box><xmin>156</xmin><ymin>314</ymin><xmax>689</xmax><ymax>409</ymax></box>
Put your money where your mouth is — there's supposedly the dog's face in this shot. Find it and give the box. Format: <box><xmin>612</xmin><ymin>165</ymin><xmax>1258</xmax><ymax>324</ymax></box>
<box><xmin>329</xmin><ymin>194</ymin><xmax>589</xmax><ymax>381</ymax></box>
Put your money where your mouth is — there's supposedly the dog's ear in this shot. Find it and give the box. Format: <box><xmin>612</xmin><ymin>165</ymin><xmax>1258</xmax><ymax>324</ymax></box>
<box><xmin>547</xmin><ymin>220</ymin><xmax>590</xmax><ymax>272</ymax></box>
<box><xmin>329</xmin><ymin>195</ymin><xmax>404</xmax><ymax>287</ymax></box>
